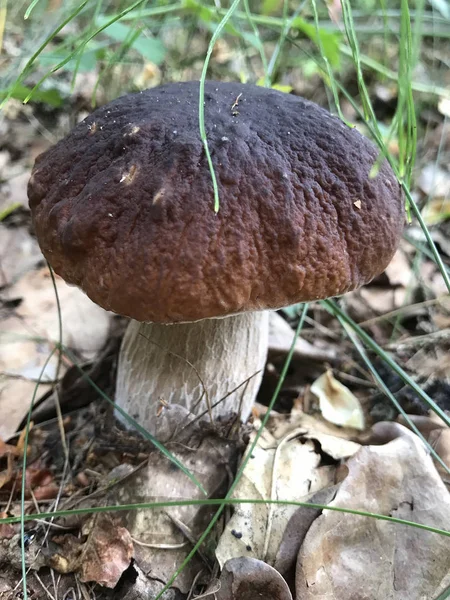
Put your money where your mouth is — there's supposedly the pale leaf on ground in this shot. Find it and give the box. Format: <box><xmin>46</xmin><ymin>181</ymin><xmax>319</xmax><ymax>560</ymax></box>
<box><xmin>0</xmin><ymin>170</ymin><xmax>31</xmax><ymax>213</ymax></box>
<box><xmin>269</xmin><ymin>411</ymin><xmax>361</xmax><ymax>461</ymax></box>
<box><xmin>310</xmin><ymin>370</ymin><xmax>365</xmax><ymax>430</ymax></box>
<box><xmin>397</xmin><ymin>414</ymin><xmax>450</xmax><ymax>476</ymax></box>
<box><xmin>359</xmin><ymin>286</ymin><xmax>407</xmax><ymax>315</ymax></box>
<box><xmin>0</xmin><ymin>225</ymin><xmax>41</xmax><ymax>287</ymax></box>
<box><xmin>296</xmin><ymin>434</ymin><xmax>450</xmax><ymax>599</ymax></box>
<box><xmin>215</xmin><ymin>425</ymin><xmax>335</xmax><ymax>569</ymax></box>
<box><xmin>418</xmin><ymin>163</ymin><xmax>450</xmax><ymax>198</ymax></box>
<box><xmin>384</xmin><ymin>249</ymin><xmax>413</xmax><ymax>288</ymax></box>
<box><xmin>109</xmin><ymin>413</ymin><xmax>239</xmax><ymax>594</ymax></box>
<box><xmin>0</xmin><ymin>267</ymin><xmax>111</xmax><ymax>439</ymax></box>
<box><xmin>269</xmin><ymin>312</ymin><xmax>337</xmax><ymax>362</ymax></box>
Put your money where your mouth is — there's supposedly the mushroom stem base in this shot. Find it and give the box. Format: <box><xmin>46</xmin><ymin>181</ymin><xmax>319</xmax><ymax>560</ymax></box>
<box><xmin>115</xmin><ymin>312</ymin><xmax>269</xmax><ymax>436</ymax></box>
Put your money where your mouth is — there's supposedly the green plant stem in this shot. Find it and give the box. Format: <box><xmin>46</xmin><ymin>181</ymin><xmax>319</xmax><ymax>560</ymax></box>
<box><xmin>199</xmin><ymin>0</ymin><xmax>242</xmax><ymax>212</ymax></box>
<box><xmin>340</xmin><ymin>319</ymin><xmax>450</xmax><ymax>475</ymax></box>
<box><xmin>3</xmin><ymin>497</ymin><xmax>448</xmax><ymax>538</ymax></box>
<box><xmin>20</xmin><ymin>347</ymin><xmax>58</xmax><ymax>600</ymax></box>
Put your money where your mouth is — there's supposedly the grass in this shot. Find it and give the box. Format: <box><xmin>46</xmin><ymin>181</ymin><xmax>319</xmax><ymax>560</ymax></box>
<box><xmin>1</xmin><ymin>0</ymin><xmax>450</xmax><ymax>598</ymax></box>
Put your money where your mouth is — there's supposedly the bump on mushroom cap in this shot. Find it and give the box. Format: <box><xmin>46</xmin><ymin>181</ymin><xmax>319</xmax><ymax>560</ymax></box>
<box><xmin>28</xmin><ymin>81</ymin><xmax>404</xmax><ymax>323</ymax></box>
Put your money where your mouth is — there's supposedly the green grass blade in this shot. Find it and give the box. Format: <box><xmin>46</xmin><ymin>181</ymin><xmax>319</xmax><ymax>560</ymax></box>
<box><xmin>339</xmin><ymin>318</ymin><xmax>450</xmax><ymax>475</ymax></box>
<box><xmin>2</xmin><ymin>498</ymin><xmax>448</xmax><ymax>538</ymax></box>
<box><xmin>20</xmin><ymin>347</ymin><xmax>58</xmax><ymax>600</ymax></box>
<box><xmin>198</xmin><ymin>0</ymin><xmax>242</xmax><ymax>213</ymax></box>
<box><xmin>0</xmin><ymin>0</ymin><xmax>89</xmax><ymax>109</ymax></box>
<box><xmin>21</xmin><ymin>0</ymin><xmax>173</xmax><ymax>104</ymax></box>
<box><xmin>323</xmin><ymin>299</ymin><xmax>450</xmax><ymax>428</ymax></box>
<box><xmin>434</xmin><ymin>584</ymin><xmax>450</xmax><ymax>600</ymax></box>
<box><xmin>24</xmin><ymin>0</ymin><xmax>42</xmax><ymax>20</ymax></box>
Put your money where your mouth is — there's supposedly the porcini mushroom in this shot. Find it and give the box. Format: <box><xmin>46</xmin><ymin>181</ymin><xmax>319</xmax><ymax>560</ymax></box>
<box><xmin>28</xmin><ymin>81</ymin><xmax>404</xmax><ymax>437</ymax></box>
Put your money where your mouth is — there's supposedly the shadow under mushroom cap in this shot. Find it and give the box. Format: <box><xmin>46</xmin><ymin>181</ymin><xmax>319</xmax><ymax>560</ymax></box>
<box><xmin>28</xmin><ymin>81</ymin><xmax>404</xmax><ymax>323</ymax></box>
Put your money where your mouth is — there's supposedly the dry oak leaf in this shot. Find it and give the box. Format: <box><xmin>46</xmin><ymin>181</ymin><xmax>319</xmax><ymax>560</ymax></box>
<box><xmin>296</xmin><ymin>434</ymin><xmax>450</xmax><ymax>599</ymax></box>
<box><xmin>211</xmin><ymin>557</ymin><xmax>293</xmax><ymax>600</ymax></box>
<box><xmin>216</xmin><ymin>426</ymin><xmax>335</xmax><ymax>568</ymax></box>
<box><xmin>50</xmin><ymin>513</ymin><xmax>133</xmax><ymax>588</ymax></box>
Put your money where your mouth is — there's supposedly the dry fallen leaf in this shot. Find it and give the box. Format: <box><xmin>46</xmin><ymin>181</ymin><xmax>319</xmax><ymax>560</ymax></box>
<box><xmin>0</xmin><ymin>512</ymin><xmax>15</xmax><ymax>540</ymax></box>
<box><xmin>215</xmin><ymin>425</ymin><xmax>335</xmax><ymax>568</ymax></box>
<box><xmin>49</xmin><ymin>514</ymin><xmax>133</xmax><ymax>588</ymax></box>
<box><xmin>0</xmin><ymin>224</ymin><xmax>41</xmax><ymax>287</ymax></box>
<box><xmin>383</xmin><ymin>248</ymin><xmax>412</xmax><ymax>288</ymax></box>
<box><xmin>397</xmin><ymin>414</ymin><xmax>450</xmax><ymax>476</ymax></box>
<box><xmin>359</xmin><ymin>286</ymin><xmax>407</xmax><ymax>315</ymax></box>
<box><xmin>296</xmin><ymin>434</ymin><xmax>450</xmax><ymax>599</ymax></box>
<box><xmin>210</xmin><ymin>557</ymin><xmax>293</xmax><ymax>600</ymax></box>
<box><xmin>311</xmin><ymin>370</ymin><xmax>365</xmax><ymax>430</ymax></box>
<box><xmin>269</xmin><ymin>411</ymin><xmax>361</xmax><ymax>461</ymax></box>
<box><xmin>268</xmin><ymin>312</ymin><xmax>337</xmax><ymax>363</ymax></box>
<box><xmin>274</xmin><ymin>484</ymin><xmax>339</xmax><ymax>577</ymax></box>
<box><xmin>0</xmin><ymin>267</ymin><xmax>112</xmax><ymax>439</ymax></box>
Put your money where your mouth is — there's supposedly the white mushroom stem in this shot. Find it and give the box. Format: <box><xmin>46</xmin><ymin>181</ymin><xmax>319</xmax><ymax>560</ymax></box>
<box><xmin>115</xmin><ymin>311</ymin><xmax>269</xmax><ymax>437</ymax></box>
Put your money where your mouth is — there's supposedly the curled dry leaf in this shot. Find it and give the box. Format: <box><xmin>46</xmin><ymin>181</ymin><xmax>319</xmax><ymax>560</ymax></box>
<box><xmin>296</xmin><ymin>434</ymin><xmax>450</xmax><ymax>599</ymax></box>
<box><xmin>49</xmin><ymin>514</ymin><xmax>133</xmax><ymax>588</ymax></box>
<box><xmin>209</xmin><ymin>557</ymin><xmax>293</xmax><ymax>600</ymax></box>
<box><xmin>269</xmin><ymin>411</ymin><xmax>361</xmax><ymax>461</ymax></box>
<box><xmin>310</xmin><ymin>370</ymin><xmax>365</xmax><ymax>430</ymax></box>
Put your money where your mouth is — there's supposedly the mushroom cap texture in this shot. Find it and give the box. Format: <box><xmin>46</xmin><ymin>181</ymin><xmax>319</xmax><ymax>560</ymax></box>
<box><xmin>28</xmin><ymin>81</ymin><xmax>404</xmax><ymax>323</ymax></box>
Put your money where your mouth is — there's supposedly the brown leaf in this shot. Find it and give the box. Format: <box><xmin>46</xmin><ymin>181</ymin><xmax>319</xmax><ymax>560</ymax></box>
<box><xmin>3</xmin><ymin>465</ymin><xmax>59</xmax><ymax>500</ymax></box>
<box><xmin>212</xmin><ymin>557</ymin><xmax>293</xmax><ymax>600</ymax></box>
<box><xmin>79</xmin><ymin>514</ymin><xmax>133</xmax><ymax>587</ymax></box>
<box><xmin>397</xmin><ymin>414</ymin><xmax>450</xmax><ymax>476</ymax></box>
<box><xmin>112</xmin><ymin>422</ymin><xmax>240</xmax><ymax>594</ymax></box>
<box><xmin>50</xmin><ymin>514</ymin><xmax>133</xmax><ymax>588</ymax></box>
<box><xmin>296</xmin><ymin>435</ymin><xmax>450</xmax><ymax>599</ymax></box>
<box><xmin>0</xmin><ymin>512</ymin><xmax>15</xmax><ymax>539</ymax></box>
<box><xmin>274</xmin><ymin>485</ymin><xmax>339</xmax><ymax>577</ymax></box>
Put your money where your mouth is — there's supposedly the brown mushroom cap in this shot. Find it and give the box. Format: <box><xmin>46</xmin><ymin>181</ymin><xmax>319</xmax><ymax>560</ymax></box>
<box><xmin>28</xmin><ymin>81</ymin><xmax>404</xmax><ymax>323</ymax></box>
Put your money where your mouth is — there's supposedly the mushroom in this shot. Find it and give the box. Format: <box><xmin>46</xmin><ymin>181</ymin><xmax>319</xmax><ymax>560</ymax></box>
<box><xmin>28</xmin><ymin>81</ymin><xmax>404</xmax><ymax>437</ymax></box>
